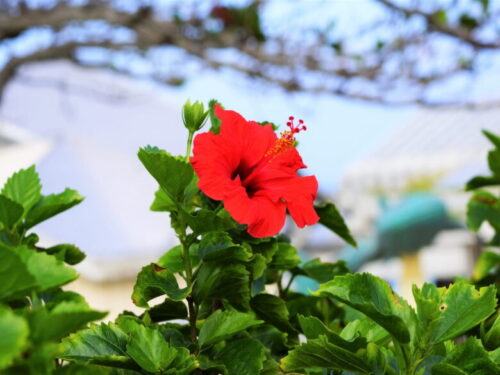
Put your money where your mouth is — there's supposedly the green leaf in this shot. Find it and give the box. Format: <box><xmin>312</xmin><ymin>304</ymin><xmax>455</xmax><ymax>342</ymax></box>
<box><xmin>53</xmin><ymin>363</ymin><xmax>113</xmax><ymax>375</ymax></box>
<box><xmin>198</xmin><ymin>231</ymin><xmax>250</xmax><ymax>262</ymax></box>
<box><xmin>198</xmin><ymin>309</ymin><xmax>263</xmax><ymax>347</ymax></box>
<box><xmin>315</xmin><ymin>202</ymin><xmax>357</xmax><ymax>247</ymax></box>
<box><xmin>0</xmin><ymin>246</ymin><xmax>37</xmax><ymax>301</ymax></box>
<box><xmin>183</xmin><ymin>209</ymin><xmax>237</xmax><ymax>234</ymax></box>
<box><xmin>413</xmin><ymin>282</ymin><xmax>497</xmax><ymax>345</ymax></box>
<box><xmin>162</xmin><ymin>347</ymin><xmax>198</xmax><ymax>375</ymax></box>
<box><xmin>473</xmin><ymin>251</ymin><xmax>500</xmax><ymax>281</ymax></box>
<box><xmin>280</xmin><ymin>335</ymin><xmax>371</xmax><ymax>373</ymax></box>
<box><xmin>138</xmin><ymin>146</ymin><xmax>193</xmax><ymax>200</ymax></box>
<box><xmin>298</xmin><ymin>315</ymin><xmax>367</xmax><ymax>352</ymax></box>
<box><xmin>25</xmin><ymin>188</ymin><xmax>83</xmax><ymax>229</ymax></box>
<box><xmin>363</xmin><ymin>342</ymin><xmax>398</xmax><ymax>375</ymax></box>
<box><xmin>208</xmin><ymin>99</ymin><xmax>223</xmax><ymax>134</ymax></box>
<box><xmin>1</xmin><ymin>166</ymin><xmax>42</xmax><ymax>213</ymax></box>
<box><xmin>250</xmin><ymin>325</ymin><xmax>288</xmax><ymax>357</ymax></box>
<box><xmin>490</xmin><ymin>347</ymin><xmax>500</xmax><ymax>365</ymax></box>
<box><xmin>286</xmin><ymin>292</ymin><xmax>337</xmax><ymax>324</ymax></box>
<box><xmin>261</xmin><ymin>357</ymin><xmax>281</xmax><ymax>375</ymax></box>
<box><xmin>466</xmin><ymin>175</ymin><xmax>500</xmax><ymax>191</ymax></box>
<box><xmin>22</xmin><ymin>342</ymin><xmax>60</xmax><ymax>375</ymax></box>
<box><xmin>483</xmin><ymin>129</ymin><xmax>500</xmax><ymax>148</ymax></box>
<box><xmin>270</xmin><ymin>242</ymin><xmax>301</xmax><ymax>270</ymax></box>
<box><xmin>0</xmin><ymin>195</ymin><xmax>23</xmax><ymax>229</ymax></box>
<box><xmin>466</xmin><ymin>191</ymin><xmax>500</xmax><ymax>232</ymax></box>
<box><xmin>250</xmin><ymin>238</ymin><xmax>279</xmax><ymax>262</ymax></box>
<box><xmin>61</xmin><ymin>323</ymin><xmax>138</xmax><ymax>371</ymax></box>
<box><xmin>299</xmin><ymin>258</ymin><xmax>350</xmax><ymax>283</ymax></box>
<box><xmin>431</xmin><ymin>338</ymin><xmax>499</xmax><ymax>375</ymax></box>
<box><xmin>150</xmin><ymin>188</ymin><xmax>176</xmax><ymax>212</ymax></box>
<box><xmin>315</xmin><ymin>273</ymin><xmax>414</xmax><ymax>343</ymax></box>
<box><xmin>216</xmin><ymin>338</ymin><xmax>267</xmax><ymax>375</ymax></box>
<box><xmin>475</xmin><ymin>0</ymin><xmax>490</xmax><ymax>13</ymax></box>
<box><xmin>488</xmin><ymin>148</ymin><xmax>500</xmax><ymax>175</ymax></box>
<box><xmin>126</xmin><ymin>324</ymin><xmax>176</xmax><ymax>373</ymax></box>
<box><xmin>0</xmin><ymin>245</ymin><xmax>77</xmax><ymax>300</ymax></box>
<box><xmin>0</xmin><ymin>307</ymin><xmax>29</xmax><ymax>370</ymax></box>
<box><xmin>145</xmin><ymin>298</ymin><xmax>188</xmax><ymax>322</ymax></box>
<box><xmin>250</xmin><ymin>294</ymin><xmax>295</xmax><ymax>333</ymax></box>
<box><xmin>132</xmin><ymin>264</ymin><xmax>191</xmax><ymax>308</ymax></box>
<box><xmin>28</xmin><ymin>300</ymin><xmax>107</xmax><ymax>343</ymax></box>
<box><xmin>433</xmin><ymin>9</ymin><xmax>448</xmax><ymax>26</ymax></box>
<box><xmin>193</xmin><ymin>262</ymin><xmax>251</xmax><ymax>311</ymax></box>
<box><xmin>11</xmin><ymin>245</ymin><xmax>78</xmax><ymax>291</ymax></box>
<box><xmin>157</xmin><ymin>245</ymin><xmax>198</xmax><ymax>274</ymax></box>
<box><xmin>250</xmin><ymin>254</ymin><xmax>268</xmax><ymax>280</ymax></box>
<box><xmin>45</xmin><ymin>244</ymin><xmax>86</xmax><ymax>265</ymax></box>
<box><xmin>340</xmin><ymin>319</ymin><xmax>391</xmax><ymax>346</ymax></box>
<box><xmin>484</xmin><ymin>315</ymin><xmax>500</xmax><ymax>351</ymax></box>
<box><xmin>54</xmin><ymin>363</ymin><xmax>114</xmax><ymax>375</ymax></box>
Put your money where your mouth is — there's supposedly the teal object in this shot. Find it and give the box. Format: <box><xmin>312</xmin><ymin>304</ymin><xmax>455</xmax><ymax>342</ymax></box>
<box><xmin>340</xmin><ymin>193</ymin><xmax>461</xmax><ymax>271</ymax></box>
<box><xmin>293</xmin><ymin>275</ymin><xmax>319</xmax><ymax>295</ymax></box>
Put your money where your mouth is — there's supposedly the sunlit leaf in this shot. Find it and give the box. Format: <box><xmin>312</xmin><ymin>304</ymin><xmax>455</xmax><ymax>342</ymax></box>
<box><xmin>198</xmin><ymin>309</ymin><xmax>262</xmax><ymax>347</ymax></box>
<box><xmin>216</xmin><ymin>338</ymin><xmax>267</xmax><ymax>375</ymax></box>
<box><xmin>132</xmin><ymin>264</ymin><xmax>191</xmax><ymax>308</ymax></box>
<box><xmin>281</xmin><ymin>335</ymin><xmax>371</xmax><ymax>373</ymax></box>
<box><xmin>25</xmin><ymin>188</ymin><xmax>83</xmax><ymax>229</ymax></box>
<box><xmin>1</xmin><ymin>166</ymin><xmax>41</xmax><ymax>213</ymax></box>
<box><xmin>0</xmin><ymin>307</ymin><xmax>29</xmax><ymax>370</ymax></box>
<box><xmin>315</xmin><ymin>273</ymin><xmax>415</xmax><ymax>343</ymax></box>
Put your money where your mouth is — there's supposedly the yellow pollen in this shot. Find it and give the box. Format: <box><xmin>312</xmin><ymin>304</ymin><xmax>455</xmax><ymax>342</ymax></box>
<box><xmin>264</xmin><ymin>116</ymin><xmax>307</xmax><ymax>161</ymax></box>
<box><xmin>265</xmin><ymin>131</ymin><xmax>295</xmax><ymax>159</ymax></box>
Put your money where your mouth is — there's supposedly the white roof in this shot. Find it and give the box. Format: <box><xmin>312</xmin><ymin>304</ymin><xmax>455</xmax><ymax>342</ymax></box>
<box><xmin>0</xmin><ymin>61</ymin><xmax>188</xmax><ymax>279</ymax></box>
<box><xmin>341</xmin><ymin>107</ymin><xmax>500</xmax><ymax>192</ymax></box>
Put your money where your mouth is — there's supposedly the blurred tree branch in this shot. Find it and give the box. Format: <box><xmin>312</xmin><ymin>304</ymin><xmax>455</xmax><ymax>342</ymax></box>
<box><xmin>0</xmin><ymin>0</ymin><xmax>499</xmax><ymax>106</ymax></box>
<box><xmin>375</xmin><ymin>0</ymin><xmax>500</xmax><ymax>50</ymax></box>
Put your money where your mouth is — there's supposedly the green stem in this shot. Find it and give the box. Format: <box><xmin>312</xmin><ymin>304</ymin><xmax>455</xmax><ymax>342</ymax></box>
<box><xmin>180</xmin><ymin>235</ymin><xmax>197</xmax><ymax>346</ymax></box>
<box><xmin>185</xmin><ymin>130</ymin><xmax>194</xmax><ymax>160</ymax></box>
<box><xmin>181</xmin><ymin>237</ymin><xmax>193</xmax><ymax>282</ymax></box>
<box><xmin>274</xmin><ymin>271</ymin><xmax>285</xmax><ymax>298</ymax></box>
<box><xmin>284</xmin><ymin>273</ymin><xmax>297</xmax><ymax>295</ymax></box>
<box><xmin>31</xmin><ymin>290</ymin><xmax>42</xmax><ymax>309</ymax></box>
<box><xmin>181</xmin><ymin>129</ymin><xmax>199</xmax><ymax>350</ymax></box>
<box><xmin>394</xmin><ymin>341</ymin><xmax>412</xmax><ymax>374</ymax></box>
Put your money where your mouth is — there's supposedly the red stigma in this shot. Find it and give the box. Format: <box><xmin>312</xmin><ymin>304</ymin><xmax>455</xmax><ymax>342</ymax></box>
<box><xmin>283</xmin><ymin>116</ymin><xmax>307</xmax><ymax>141</ymax></box>
<box><xmin>265</xmin><ymin>116</ymin><xmax>308</xmax><ymax>159</ymax></box>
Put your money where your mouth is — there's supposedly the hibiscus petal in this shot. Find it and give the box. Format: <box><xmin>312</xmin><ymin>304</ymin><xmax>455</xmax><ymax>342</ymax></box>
<box><xmin>247</xmin><ymin>196</ymin><xmax>287</xmax><ymax>238</ymax></box>
<box><xmin>268</xmin><ymin>147</ymin><xmax>307</xmax><ymax>172</ymax></box>
<box><xmin>284</xmin><ymin>176</ymin><xmax>319</xmax><ymax>228</ymax></box>
<box><xmin>223</xmin><ymin>180</ymin><xmax>287</xmax><ymax>238</ymax></box>
<box><xmin>190</xmin><ymin>131</ymin><xmax>235</xmax><ymax>200</ymax></box>
<box><xmin>216</xmin><ymin>105</ymin><xmax>277</xmax><ymax>173</ymax></box>
<box><xmin>252</xmin><ymin>175</ymin><xmax>319</xmax><ymax>227</ymax></box>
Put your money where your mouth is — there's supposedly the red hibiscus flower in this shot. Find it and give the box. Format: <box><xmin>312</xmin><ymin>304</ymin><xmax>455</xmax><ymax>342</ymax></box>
<box><xmin>190</xmin><ymin>105</ymin><xmax>319</xmax><ymax>238</ymax></box>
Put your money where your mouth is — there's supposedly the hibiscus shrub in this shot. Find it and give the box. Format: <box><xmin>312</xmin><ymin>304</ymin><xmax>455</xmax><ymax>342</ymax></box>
<box><xmin>0</xmin><ymin>166</ymin><xmax>106</xmax><ymax>374</ymax></box>
<box><xmin>1</xmin><ymin>102</ymin><xmax>498</xmax><ymax>375</ymax></box>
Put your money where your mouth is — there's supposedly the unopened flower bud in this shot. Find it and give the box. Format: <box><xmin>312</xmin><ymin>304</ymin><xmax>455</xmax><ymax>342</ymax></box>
<box><xmin>182</xmin><ymin>100</ymin><xmax>209</xmax><ymax>132</ymax></box>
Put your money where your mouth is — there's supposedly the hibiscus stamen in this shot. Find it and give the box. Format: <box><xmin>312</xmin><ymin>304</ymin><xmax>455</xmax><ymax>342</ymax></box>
<box><xmin>265</xmin><ymin>116</ymin><xmax>307</xmax><ymax>159</ymax></box>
